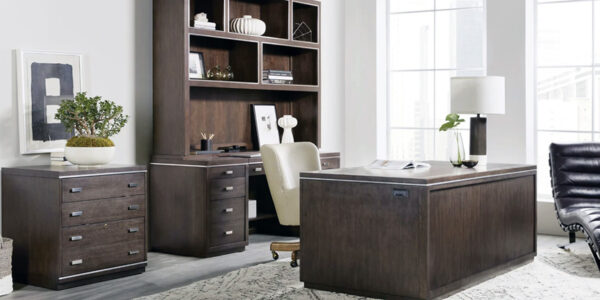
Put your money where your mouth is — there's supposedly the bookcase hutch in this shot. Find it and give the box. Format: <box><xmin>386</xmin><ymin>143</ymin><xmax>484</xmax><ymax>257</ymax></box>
<box><xmin>153</xmin><ymin>0</ymin><xmax>321</xmax><ymax>155</ymax></box>
<box><xmin>150</xmin><ymin>0</ymin><xmax>338</xmax><ymax>258</ymax></box>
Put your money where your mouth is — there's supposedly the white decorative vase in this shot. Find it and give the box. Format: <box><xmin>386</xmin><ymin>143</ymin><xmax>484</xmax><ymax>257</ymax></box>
<box><xmin>278</xmin><ymin>115</ymin><xmax>298</xmax><ymax>144</ymax></box>
<box><xmin>230</xmin><ymin>15</ymin><xmax>266</xmax><ymax>36</ymax></box>
<box><xmin>65</xmin><ymin>146</ymin><xmax>116</xmax><ymax>166</ymax></box>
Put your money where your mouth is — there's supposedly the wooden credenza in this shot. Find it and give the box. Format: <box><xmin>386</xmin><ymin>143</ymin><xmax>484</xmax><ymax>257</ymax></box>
<box><xmin>1</xmin><ymin>165</ymin><xmax>147</xmax><ymax>290</ymax></box>
<box><xmin>300</xmin><ymin>161</ymin><xmax>536</xmax><ymax>300</ymax></box>
<box><xmin>150</xmin><ymin>152</ymin><xmax>340</xmax><ymax>257</ymax></box>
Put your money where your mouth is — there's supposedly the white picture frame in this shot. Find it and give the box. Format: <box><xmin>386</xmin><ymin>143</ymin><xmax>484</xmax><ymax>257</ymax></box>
<box><xmin>189</xmin><ymin>52</ymin><xmax>206</xmax><ymax>79</ymax></box>
<box><xmin>252</xmin><ymin>104</ymin><xmax>280</xmax><ymax>147</ymax></box>
<box><xmin>16</xmin><ymin>50</ymin><xmax>84</xmax><ymax>154</ymax></box>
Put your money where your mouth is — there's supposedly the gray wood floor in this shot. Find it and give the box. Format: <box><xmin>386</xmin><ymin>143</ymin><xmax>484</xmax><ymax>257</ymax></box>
<box><xmin>5</xmin><ymin>234</ymin><xmax>296</xmax><ymax>300</ymax></box>
<box><xmin>3</xmin><ymin>235</ymin><xmax>574</xmax><ymax>300</ymax></box>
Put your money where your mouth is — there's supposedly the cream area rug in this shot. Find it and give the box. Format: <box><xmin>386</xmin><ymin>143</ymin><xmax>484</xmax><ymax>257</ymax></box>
<box><xmin>137</xmin><ymin>241</ymin><xmax>600</xmax><ymax>300</ymax></box>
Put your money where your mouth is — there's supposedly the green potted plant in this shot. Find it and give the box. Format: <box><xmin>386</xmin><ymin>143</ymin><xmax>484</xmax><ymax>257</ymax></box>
<box><xmin>439</xmin><ymin>113</ymin><xmax>465</xmax><ymax>167</ymax></box>
<box><xmin>55</xmin><ymin>92</ymin><xmax>128</xmax><ymax>165</ymax></box>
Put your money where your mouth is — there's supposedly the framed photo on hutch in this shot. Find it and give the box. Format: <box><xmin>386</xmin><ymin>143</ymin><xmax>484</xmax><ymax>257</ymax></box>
<box><xmin>252</xmin><ymin>104</ymin><xmax>280</xmax><ymax>148</ymax></box>
<box><xmin>189</xmin><ymin>52</ymin><xmax>206</xmax><ymax>79</ymax></box>
<box><xmin>16</xmin><ymin>50</ymin><xmax>83</xmax><ymax>154</ymax></box>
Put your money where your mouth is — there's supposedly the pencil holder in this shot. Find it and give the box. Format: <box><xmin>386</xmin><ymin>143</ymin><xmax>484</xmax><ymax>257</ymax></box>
<box><xmin>201</xmin><ymin>139</ymin><xmax>212</xmax><ymax>151</ymax></box>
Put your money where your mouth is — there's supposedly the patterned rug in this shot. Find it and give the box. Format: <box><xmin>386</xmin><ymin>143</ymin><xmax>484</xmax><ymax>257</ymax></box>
<box><xmin>137</xmin><ymin>241</ymin><xmax>600</xmax><ymax>300</ymax></box>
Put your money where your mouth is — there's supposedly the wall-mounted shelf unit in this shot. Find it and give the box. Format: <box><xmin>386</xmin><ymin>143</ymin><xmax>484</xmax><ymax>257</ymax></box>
<box><xmin>154</xmin><ymin>0</ymin><xmax>321</xmax><ymax>157</ymax></box>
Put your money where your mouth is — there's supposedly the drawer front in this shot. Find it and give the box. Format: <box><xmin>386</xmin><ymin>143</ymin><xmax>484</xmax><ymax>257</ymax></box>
<box><xmin>321</xmin><ymin>158</ymin><xmax>340</xmax><ymax>170</ymax></box>
<box><xmin>210</xmin><ymin>197</ymin><xmax>245</xmax><ymax>224</ymax></box>
<box><xmin>210</xmin><ymin>221</ymin><xmax>245</xmax><ymax>247</ymax></box>
<box><xmin>62</xmin><ymin>218</ymin><xmax>145</xmax><ymax>249</ymax></box>
<box><xmin>210</xmin><ymin>177</ymin><xmax>246</xmax><ymax>200</ymax></box>
<box><xmin>62</xmin><ymin>240</ymin><xmax>145</xmax><ymax>277</ymax></box>
<box><xmin>208</xmin><ymin>165</ymin><xmax>245</xmax><ymax>180</ymax></box>
<box><xmin>248</xmin><ymin>164</ymin><xmax>265</xmax><ymax>176</ymax></box>
<box><xmin>62</xmin><ymin>173</ymin><xmax>145</xmax><ymax>202</ymax></box>
<box><xmin>62</xmin><ymin>195</ymin><xmax>146</xmax><ymax>227</ymax></box>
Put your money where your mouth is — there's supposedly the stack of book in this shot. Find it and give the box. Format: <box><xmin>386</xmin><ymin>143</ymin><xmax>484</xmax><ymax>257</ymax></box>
<box><xmin>263</xmin><ymin>70</ymin><xmax>293</xmax><ymax>84</ymax></box>
<box><xmin>194</xmin><ymin>21</ymin><xmax>216</xmax><ymax>30</ymax></box>
<box><xmin>50</xmin><ymin>152</ymin><xmax>71</xmax><ymax>166</ymax></box>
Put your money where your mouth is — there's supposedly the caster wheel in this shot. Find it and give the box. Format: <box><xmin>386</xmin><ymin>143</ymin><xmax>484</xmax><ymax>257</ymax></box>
<box><xmin>290</xmin><ymin>261</ymin><xmax>298</xmax><ymax>268</ymax></box>
<box><xmin>272</xmin><ymin>251</ymin><xmax>279</xmax><ymax>260</ymax></box>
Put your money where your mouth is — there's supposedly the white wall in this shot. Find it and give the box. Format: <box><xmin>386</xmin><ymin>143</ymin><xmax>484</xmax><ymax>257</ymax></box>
<box><xmin>320</xmin><ymin>0</ymin><xmax>346</xmax><ymax>155</ymax></box>
<box><xmin>343</xmin><ymin>0</ymin><xmax>386</xmax><ymax>167</ymax></box>
<box><xmin>486</xmin><ymin>0</ymin><xmax>531</xmax><ymax>165</ymax></box>
<box><xmin>0</xmin><ymin>0</ymin><xmax>153</xmax><ymax>170</ymax></box>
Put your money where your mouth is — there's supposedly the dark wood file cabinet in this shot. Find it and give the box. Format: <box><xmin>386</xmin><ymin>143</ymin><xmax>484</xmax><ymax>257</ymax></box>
<box><xmin>1</xmin><ymin>165</ymin><xmax>147</xmax><ymax>290</ymax></box>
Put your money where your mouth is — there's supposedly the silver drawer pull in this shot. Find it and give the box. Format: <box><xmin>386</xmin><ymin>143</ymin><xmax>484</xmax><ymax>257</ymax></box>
<box><xmin>254</xmin><ymin>167</ymin><xmax>263</xmax><ymax>172</ymax></box>
<box><xmin>128</xmin><ymin>250</ymin><xmax>140</xmax><ymax>255</ymax></box>
<box><xmin>70</xmin><ymin>211</ymin><xmax>83</xmax><ymax>217</ymax></box>
<box><xmin>224</xmin><ymin>230</ymin><xmax>234</xmax><ymax>236</ymax></box>
<box><xmin>224</xmin><ymin>186</ymin><xmax>234</xmax><ymax>191</ymax></box>
<box><xmin>128</xmin><ymin>227</ymin><xmax>139</xmax><ymax>233</ymax></box>
<box><xmin>128</xmin><ymin>183</ymin><xmax>138</xmax><ymax>188</ymax></box>
<box><xmin>70</xmin><ymin>187</ymin><xmax>83</xmax><ymax>193</ymax></box>
<box><xmin>71</xmin><ymin>259</ymin><xmax>83</xmax><ymax>265</ymax></box>
<box><xmin>69</xmin><ymin>235</ymin><xmax>83</xmax><ymax>241</ymax></box>
<box><xmin>224</xmin><ymin>208</ymin><xmax>234</xmax><ymax>213</ymax></box>
<box><xmin>128</xmin><ymin>204</ymin><xmax>140</xmax><ymax>210</ymax></box>
<box><xmin>224</xmin><ymin>170</ymin><xmax>234</xmax><ymax>175</ymax></box>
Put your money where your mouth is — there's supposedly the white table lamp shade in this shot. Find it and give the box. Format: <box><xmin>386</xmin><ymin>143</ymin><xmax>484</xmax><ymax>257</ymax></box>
<box><xmin>450</xmin><ymin>76</ymin><xmax>505</xmax><ymax>115</ymax></box>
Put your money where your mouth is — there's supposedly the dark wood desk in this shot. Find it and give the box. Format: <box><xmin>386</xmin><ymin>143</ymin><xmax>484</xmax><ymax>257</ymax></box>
<box><xmin>149</xmin><ymin>152</ymin><xmax>340</xmax><ymax>257</ymax></box>
<box><xmin>299</xmin><ymin>161</ymin><xmax>537</xmax><ymax>299</ymax></box>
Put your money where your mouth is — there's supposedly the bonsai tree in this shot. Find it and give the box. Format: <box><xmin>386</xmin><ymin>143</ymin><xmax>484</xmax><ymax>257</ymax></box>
<box><xmin>55</xmin><ymin>92</ymin><xmax>129</xmax><ymax>147</ymax></box>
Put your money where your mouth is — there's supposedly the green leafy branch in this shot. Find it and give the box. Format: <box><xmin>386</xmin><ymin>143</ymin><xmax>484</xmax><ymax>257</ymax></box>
<box><xmin>439</xmin><ymin>113</ymin><xmax>465</xmax><ymax>132</ymax></box>
<box><xmin>55</xmin><ymin>92</ymin><xmax>129</xmax><ymax>138</ymax></box>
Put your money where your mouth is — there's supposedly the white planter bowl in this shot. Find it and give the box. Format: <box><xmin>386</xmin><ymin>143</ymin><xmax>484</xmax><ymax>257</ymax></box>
<box><xmin>65</xmin><ymin>146</ymin><xmax>115</xmax><ymax>166</ymax></box>
<box><xmin>230</xmin><ymin>15</ymin><xmax>266</xmax><ymax>36</ymax></box>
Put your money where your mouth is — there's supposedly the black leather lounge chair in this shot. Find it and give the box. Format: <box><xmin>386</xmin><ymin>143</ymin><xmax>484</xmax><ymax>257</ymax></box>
<box><xmin>549</xmin><ymin>143</ymin><xmax>600</xmax><ymax>271</ymax></box>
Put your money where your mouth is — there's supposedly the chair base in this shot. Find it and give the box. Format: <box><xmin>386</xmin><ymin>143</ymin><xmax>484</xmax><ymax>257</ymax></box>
<box><xmin>558</xmin><ymin>224</ymin><xmax>600</xmax><ymax>272</ymax></box>
<box><xmin>557</xmin><ymin>231</ymin><xmax>577</xmax><ymax>252</ymax></box>
<box><xmin>270</xmin><ymin>241</ymin><xmax>300</xmax><ymax>268</ymax></box>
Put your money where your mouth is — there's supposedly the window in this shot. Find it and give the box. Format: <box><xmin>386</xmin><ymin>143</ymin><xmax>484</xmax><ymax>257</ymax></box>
<box><xmin>536</xmin><ymin>0</ymin><xmax>599</xmax><ymax>200</ymax></box>
<box><xmin>387</xmin><ymin>0</ymin><xmax>486</xmax><ymax>161</ymax></box>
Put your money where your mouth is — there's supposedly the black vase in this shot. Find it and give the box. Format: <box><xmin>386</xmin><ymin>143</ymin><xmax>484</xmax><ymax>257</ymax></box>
<box><xmin>201</xmin><ymin>139</ymin><xmax>212</xmax><ymax>151</ymax></box>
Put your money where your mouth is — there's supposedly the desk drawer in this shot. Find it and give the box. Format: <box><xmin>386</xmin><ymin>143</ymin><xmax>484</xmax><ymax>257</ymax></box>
<box><xmin>249</xmin><ymin>164</ymin><xmax>264</xmax><ymax>176</ymax></box>
<box><xmin>62</xmin><ymin>195</ymin><xmax>146</xmax><ymax>227</ymax></box>
<box><xmin>62</xmin><ymin>240</ymin><xmax>145</xmax><ymax>277</ymax></box>
<box><xmin>210</xmin><ymin>197</ymin><xmax>245</xmax><ymax>224</ymax></box>
<box><xmin>208</xmin><ymin>165</ymin><xmax>245</xmax><ymax>180</ymax></box>
<box><xmin>62</xmin><ymin>218</ymin><xmax>145</xmax><ymax>249</ymax></box>
<box><xmin>321</xmin><ymin>158</ymin><xmax>340</xmax><ymax>170</ymax></box>
<box><xmin>209</xmin><ymin>221</ymin><xmax>245</xmax><ymax>247</ymax></box>
<box><xmin>62</xmin><ymin>173</ymin><xmax>145</xmax><ymax>202</ymax></box>
<box><xmin>210</xmin><ymin>177</ymin><xmax>246</xmax><ymax>200</ymax></box>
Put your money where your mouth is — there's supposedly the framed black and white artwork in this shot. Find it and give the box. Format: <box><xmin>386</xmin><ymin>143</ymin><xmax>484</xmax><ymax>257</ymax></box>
<box><xmin>16</xmin><ymin>50</ymin><xmax>83</xmax><ymax>154</ymax></box>
<box><xmin>189</xmin><ymin>52</ymin><xmax>206</xmax><ymax>79</ymax></box>
<box><xmin>252</xmin><ymin>104</ymin><xmax>280</xmax><ymax>148</ymax></box>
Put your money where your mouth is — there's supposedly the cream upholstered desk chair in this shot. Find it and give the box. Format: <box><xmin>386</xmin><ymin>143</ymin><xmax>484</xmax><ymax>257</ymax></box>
<box><xmin>260</xmin><ymin>142</ymin><xmax>321</xmax><ymax>267</ymax></box>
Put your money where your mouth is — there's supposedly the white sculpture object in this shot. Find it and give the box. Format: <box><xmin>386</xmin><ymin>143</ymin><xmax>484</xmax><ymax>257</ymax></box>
<box><xmin>278</xmin><ymin>115</ymin><xmax>298</xmax><ymax>144</ymax></box>
<box><xmin>194</xmin><ymin>13</ymin><xmax>209</xmax><ymax>22</ymax></box>
<box><xmin>230</xmin><ymin>15</ymin><xmax>266</xmax><ymax>36</ymax></box>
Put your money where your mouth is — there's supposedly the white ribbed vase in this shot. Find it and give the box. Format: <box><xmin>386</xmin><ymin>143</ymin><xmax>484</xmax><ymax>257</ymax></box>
<box><xmin>230</xmin><ymin>15</ymin><xmax>266</xmax><ymax>36</ymax></box>
<box><xmin>278</xmin><ymin>115</ymin><xmax>298</xmax><ymax>144</ymax></box>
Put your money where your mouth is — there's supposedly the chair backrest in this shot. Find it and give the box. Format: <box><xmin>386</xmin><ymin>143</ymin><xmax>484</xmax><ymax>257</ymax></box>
<box><xmin>549</xmin><ymin>143</ymin><xmax>600</xmax><ymax>211</ymax></box>
<box><xmin>260</xmin><ymin>142</ymin><xmax>321</xmax><ymax>226</ymax></box>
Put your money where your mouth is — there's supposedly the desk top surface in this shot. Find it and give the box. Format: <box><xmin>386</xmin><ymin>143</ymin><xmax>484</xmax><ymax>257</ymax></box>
<box><xmin>1</xmin><ymin>164</ymin><xmax>146</xmax><ymax>178</ymax></box>
<box><xmin>301</xmin><ymin>161</ymin><xmax>536</xmax><ymax>185</ymax></box>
